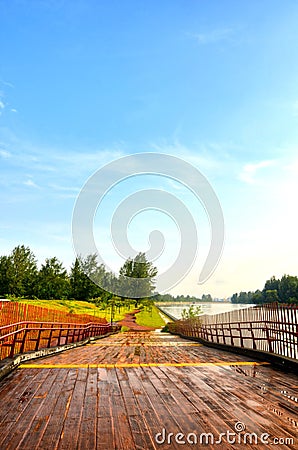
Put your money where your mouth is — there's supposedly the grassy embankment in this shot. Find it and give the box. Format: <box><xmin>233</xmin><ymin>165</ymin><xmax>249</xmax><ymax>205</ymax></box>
<box><xmin>135</xmin><ymin>305</ymin><xmax>166</xmax><ymax>328</ymax></box>
<box><xmin>17</xmin><ymin>298</ymin><xmax>133</xmax><ymax>322</ymax></box>
<box><xmin>17</xmin><ymin>298</ymin><xmax>167</xmax><ymax>328</ymax></box>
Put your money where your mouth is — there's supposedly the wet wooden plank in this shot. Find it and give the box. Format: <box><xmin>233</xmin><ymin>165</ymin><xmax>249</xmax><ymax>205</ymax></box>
<box><xmin>1</xmin><ymin>369</ymin><xmax>60</xmax><ymax>450</ymax></box>
<box><xmin>127</xmin><ymin>367</ymin><xmax>187</xmax><ymax>450</ymax></box>
<box><xmin>77</xmin><ymin>368</ymin><xmax>98</xmax><ymax>450</ymax></box>
<box><xmin>19</xmin><ymin>368</ymin><xmax>69</xmax><ymax>449</ymax></box>
<box><xmin>116</xmin><ymin>368</ymin><xmax>154</xmax><ymax>450</ymax></box>
<box><xmin>38</xmin><ymin>368</ymin><xmax>78</xmax><ymax>449</ymax></box>
<box><xmin>57</xmin><ymin>368</ymin><xmax>88</xmax><ymax>449</ymax></box>
<box><xmin>0</xmin><ymin>331</ymin><xmax>297</xmax><ymax>449</ymax></box>
<box><xmin>0</xmin><ymin>371</ymin><xmax>45</xmax><ymax>449</ymax></box>
<box><xmin>106</xmin><ymin>368</ymin><xmax>136</xmax><ymax>449</ymax></box>
<box><xmin>96</xmin><ymin>368</ymin><xmax>116</xmax><ymax>449</ymax></box>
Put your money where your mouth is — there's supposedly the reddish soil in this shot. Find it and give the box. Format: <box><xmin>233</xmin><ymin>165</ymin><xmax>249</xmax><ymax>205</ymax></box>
<box><xmin>117</xmin><ymin>309</ymin><xmax>156</xmax><ymax>331</ymax></box>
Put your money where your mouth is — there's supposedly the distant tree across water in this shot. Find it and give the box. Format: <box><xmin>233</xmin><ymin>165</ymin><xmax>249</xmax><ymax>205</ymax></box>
<box><xmin>231</xmin><ymin>275</ymin><xmax>298</xmax><ymax>305</ymax></box>
<box><xmin>154</xmin><ymin>293</ymin><xmax>213</xmax><ymax>303</ymax></box>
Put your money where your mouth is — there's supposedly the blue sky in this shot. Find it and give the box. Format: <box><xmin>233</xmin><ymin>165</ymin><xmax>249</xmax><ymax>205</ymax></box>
<box><xmin>1</xmin><ymin>0</ymin><xmax>298</xmax><ymax>297</ymax></box>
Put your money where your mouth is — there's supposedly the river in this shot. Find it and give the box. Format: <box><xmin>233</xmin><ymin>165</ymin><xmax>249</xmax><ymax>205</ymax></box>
<box><xmin>158</xmin><ymin>302</ymin><xmax>255</xmax><ymax>320</ymax></box>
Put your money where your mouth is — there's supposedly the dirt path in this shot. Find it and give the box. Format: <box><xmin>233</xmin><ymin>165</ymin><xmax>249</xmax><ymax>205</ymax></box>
<box><xmin>117</xmin><ymin>309</ymin><xmax>156</xmax><ymax>331</ymax></box>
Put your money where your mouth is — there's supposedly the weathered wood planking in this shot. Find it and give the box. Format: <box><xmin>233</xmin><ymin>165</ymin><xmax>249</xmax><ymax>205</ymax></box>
<box><xmin>0</xmin><ymin>331</ymin><xmax>297</xmax><ymax>449</ymax></box>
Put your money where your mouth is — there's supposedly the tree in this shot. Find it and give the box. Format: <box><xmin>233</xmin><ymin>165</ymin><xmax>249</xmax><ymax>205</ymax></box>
<box><xmin>0</xmin><ymin>255</ymin><xmax>12</xmax><ymax>296</ymax></box>
<box><xmin>81</xmin><ymin>254</ymin><xmax>106</xmax><ymax>298</ymax></box>
<box><xmin>202</xmin><ymin>294</ymin><xmax>213</xmax><ymax>302</ymax></box>
<box><xmin>264</xmin><ymin>276</ymin><xmax>279</xmax><ymax>292</ymax></box>
<box><xmin>69</xmin><ymin>257</ymin><xmax>93</xmax><ymax>301</ymax></box>
<box><xmin>119</xmin><ymin>252</ymin><xmax>158</xmax><ymax>305</ymax></box>
<box><xmin>231</xmin><ymin>291</ymin><xmax>255</xmax><ymax>304</ymax></box>
<box><xmin>181</xmin><ymin>304</ymin><xmax>202</xmax><ymax>319</ymax></box>
<box><xmin>37</xmin><ymin>257</ymin><xmax>69</xmax><ymax>299</ymax></box>
<box><xmin>278</xmin><ymin>275</ymin><xmax>298</xmax><ymax>303</ymax></box>
<box><xmin>8</xmin><ymin>245</ymin><xmax>38</xmax><ymax>297</ymax></box>
<box><xmin>252</xmin><ymin>289</ymin><xmax>264</xmax><ymax>304</ymax></box>
<box><xmin>263</xmin><ymin>289</ymin><xmax>279</xmax><ymax>304</ymax></box>
<box><xmin>70</xmin><ymin>255</ymin><xmax>113</xmax><ymax>301</ymax></box>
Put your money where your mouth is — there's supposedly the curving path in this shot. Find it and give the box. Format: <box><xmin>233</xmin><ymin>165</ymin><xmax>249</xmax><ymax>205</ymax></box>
<box><xmin>117</xmin><ymin>309</ymin><xmax>156</xmax><ymax>331</ymax></box>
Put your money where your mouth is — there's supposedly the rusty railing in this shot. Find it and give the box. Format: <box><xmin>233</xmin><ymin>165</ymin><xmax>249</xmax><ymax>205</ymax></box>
<box><xmin>0</xmin><ymin>301</ymin><xmax>119</xmax><ymax>361</ymax></box>
<box><xmin>168</xmin><ymin>303</ymin><xmax>298</xmax><ymax>360</ymax></box>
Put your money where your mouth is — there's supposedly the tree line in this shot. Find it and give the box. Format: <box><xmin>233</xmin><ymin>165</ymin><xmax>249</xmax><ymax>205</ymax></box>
<box><xmin>0</xmin><ymin>245</ymin><xmax>157</xmax><ymax>304</ymax></box>
<box><xmin>1</xmin><ymin>245</ymin><xmax>297</xmax><ymax>305</ymax></box>
<box><xmin>155</xmin><ymin>293</ymin><xmax>213</xmax><ymax>303</ymax></box>
<box><xmin>231</xmin><ymin>275</ymin><xmax>298</xmax><ymax>304</ymax></box>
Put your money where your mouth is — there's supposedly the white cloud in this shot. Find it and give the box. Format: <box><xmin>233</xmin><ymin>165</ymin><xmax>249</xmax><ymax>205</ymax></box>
<box><xmin>0</xmin><ymin>100</ymin><xmax>5</xmax><ymax>115</ymax></box>
<box><xmin>0</xmin><ymin>149</ymin><xmax>11</xmax><ymax>158</ymax></box>
<box><xmin>188</xmin><ymin>28</ymin><xmax>235</xmax><ymax>45</ymax></box>
<box><xmin>238</xmin><ymin>160</ymin><xmax>274</xmax><ymax>184</ymax></box>
<box><xmin>0</xmin><ymin>79</ymin><xmax>14</xmax><ymax>89</ymax></box>
<box><xmin>24</xmin><ymin>179</ymin><xmax>39</xmax><ymax>188</ymax></box>
<box><xmin>49</xmin><ymin>183</ymin><xmax>80</xmax><ymax>192</ymax></box>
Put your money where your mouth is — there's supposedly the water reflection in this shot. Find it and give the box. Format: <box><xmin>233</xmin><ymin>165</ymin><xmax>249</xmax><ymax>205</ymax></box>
<box><xmin>229</xmin><ymin>365</ymin><xmax>298</xmax><ymax>429</ymax></box>
<box><xmin>230</xmin><ymin>364</ymin><xmax>258</xmax><ymax>378</ymax></box>
<box><xmin>160</xmin><ymin>303</ymin><xmax>255</xmax><ymax>319</ymax></box>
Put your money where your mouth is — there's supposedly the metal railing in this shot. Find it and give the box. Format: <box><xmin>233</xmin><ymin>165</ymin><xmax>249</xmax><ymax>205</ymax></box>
<box><xmin>0</xmin><ymin>320</ymin><xmax>114</xmax><ymax>360</ymax></box>
<box><xmin>168</xmin><ymin>303</ymin><xmax>298</xmax><ymax>360</ymax></box>
<box><xmin>0</xmin><ymin>301</ymin><xmax>120</xmax><ymax>361</ymax></box>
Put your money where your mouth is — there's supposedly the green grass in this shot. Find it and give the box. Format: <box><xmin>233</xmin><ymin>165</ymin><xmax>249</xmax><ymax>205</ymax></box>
<box><xmin>17</xmin><ymin>298</ymin><xmax>134</xmax><ymax>322</ymax></box>
<box><xmin>135</xmin><ymin>305</ymin><xmax>166</xmax><ymax>328</ymax></box>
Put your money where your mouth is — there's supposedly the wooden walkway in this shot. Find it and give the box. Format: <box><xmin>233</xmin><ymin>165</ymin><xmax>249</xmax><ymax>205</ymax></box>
<box><xmin>0</xmin><ymin>331</ymin><xmax>297</xmax><ymax>449</ymax></box>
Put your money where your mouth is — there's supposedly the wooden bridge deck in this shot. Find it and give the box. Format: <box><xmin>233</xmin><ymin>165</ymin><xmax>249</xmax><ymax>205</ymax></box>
<box><xmin>0</xmin><ymin>331</ymin><xmax>297</xmax><ymax>449</ymax></box>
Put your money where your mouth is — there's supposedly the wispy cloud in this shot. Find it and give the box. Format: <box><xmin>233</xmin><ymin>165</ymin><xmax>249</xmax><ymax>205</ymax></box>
<box><xmin>0</xmin><ymin>149</ymin><xmax>11</xmax><ymax>158</ymax></box>
<box><xmin>0</xmin><ymin>79</ymin><xmax>14</xmax><ymax>89</ymax></box>
<box><xmin>48</xmin><ymin>183</ymin><xmax>80</xmax><ymax>198</ymax></box>
<box><xmin>150</xmin><ymin>139</ymin><xmax>223</xmax><ymax>172</ymax></box>
<box><xmin>54</xmin><ymin>149</ymin><xmax>125</xmax><ymax>172</ymax></box>
<box><xmin>238</xmin><ymin>160</ymin><xmax>274</xmax><ymax>184</ymax></box>
<box><xmin>49</xmin><ymin>184</ymin><xmax>80</xmax><ymax>192</ymax></box>
<box><xmin>24</xmin><ymin>179</ymin><xmax>39</xmax><ymax>189</ymax></box>
<box><xmin>188</xmin><ymin>28</ymin><xmax>235</xmax><ymax>45</ymax></box>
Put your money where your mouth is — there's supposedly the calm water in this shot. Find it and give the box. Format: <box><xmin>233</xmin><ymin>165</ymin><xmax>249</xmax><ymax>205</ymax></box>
<box><xmin>159</xmin><ymin>302</ymin><xmax>255</xmax><ymax>320</ymax></box>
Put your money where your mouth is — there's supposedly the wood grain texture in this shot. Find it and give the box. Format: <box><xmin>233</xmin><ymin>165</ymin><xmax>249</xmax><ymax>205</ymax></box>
<box><xmin>0</xmin><ymin>331</ymin><xmax>297</xmax><ymax>449</ymax></box>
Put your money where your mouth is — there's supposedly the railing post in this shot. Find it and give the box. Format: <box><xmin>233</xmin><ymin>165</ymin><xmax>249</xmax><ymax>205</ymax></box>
<box><xmin>58</xmin><ymin>324</ymin><xmax>63</xmax><ymax>346</ymax></box>
<box><xmin>238</xmin><ymin>322</ymin><xmax>244</xmax><ymax>348</ymax></box>
<box><xmin>222</xmin><ymin>323</ymin><xmax>226</xmax><ymax>345</ymax></box>
<box><xmin>264</xmin><ymin>325</ymin><xmax>273</xmax><ymax>353</ymax></box>
<box><xmin>20</xmin><ymin>323</ymin><xmax>29</xmax><ymax>354</ymax></box>
<box><xmin>8</xmin><ymin>331</ymin><xmax>17</xmax><ymax>358</ymax></box>
<box><xmin>48</xmin><ymin>323</ymin><xmax>54</xmax><ymax>348</ymax></box>
<box><xmin>35</xmin><ymin>324</ymin><xmax>43</xmax><ymax>351</ymax></box>
<box><xmin>250</xmin><ymin>322</ymin><xmax>257</xmax><ymax>350</ymax></box>
<box><xmin>65</xmin><ymin>324</ymin><xmax>71</xmax><ymax>345</ymax></box>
